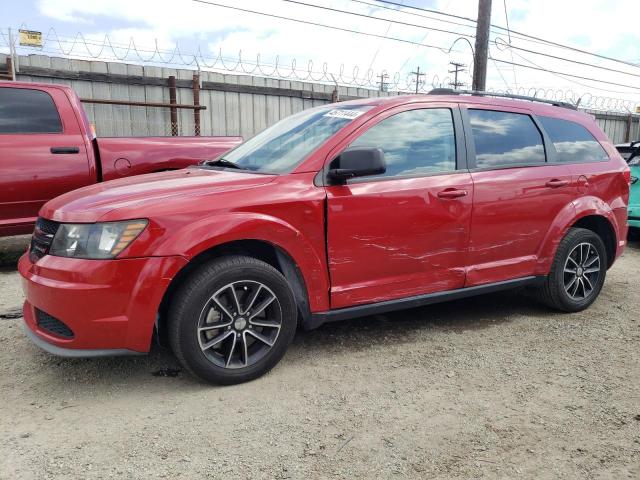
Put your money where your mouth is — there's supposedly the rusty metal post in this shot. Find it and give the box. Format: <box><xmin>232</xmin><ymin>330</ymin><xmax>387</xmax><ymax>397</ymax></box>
<box><xmin>168</xmin><ymin>75</ymin><xmax>178</xmax><ymax>136</ymax></box>
<box><xmin>6</xmin><ymin>57</ymin><xmax>14</xmax><ymax>81</ymax></box>
<box><xmin>192</xmin><ymin>74</ymin><xmax>201</xmax><ymax>136</ymax></box>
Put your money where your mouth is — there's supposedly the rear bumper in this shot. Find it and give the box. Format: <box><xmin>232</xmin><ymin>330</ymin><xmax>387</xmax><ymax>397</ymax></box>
<box><xmin>629</xmin><ymin>203</ymin><xmax>640</xmax><ymax>229</ymax></box>
<box><xmin>19</xmin><ymin>253</ymin><xmax>188</xmax><ymax>355</ymax></box>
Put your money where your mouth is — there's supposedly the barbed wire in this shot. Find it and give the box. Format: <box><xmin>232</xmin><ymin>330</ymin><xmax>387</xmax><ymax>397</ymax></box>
<box><xmin>0</xmin><ymin>26</ymin><xmax>456</xmax><ymax>92</ymax></box>
<box><xmin>1</xmin><ymin>26</ymin><xmax>638</xmax><ymax>113</ymax></box>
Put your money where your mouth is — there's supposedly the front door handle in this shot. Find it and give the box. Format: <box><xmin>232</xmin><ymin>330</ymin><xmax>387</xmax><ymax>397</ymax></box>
<box><xmin>545</xmin><ymin>179</ymin><xmax>569</xmax><ymax>188</ymax></box>
<box><xmin>50</xmin><ymin>147</ymin><xmax>80</xmax><ymax>154</ymax></box>
<box><xmin>437</xmin><ymin>188</ymin><xmax>468</xmax><ymax>199</ymax></box>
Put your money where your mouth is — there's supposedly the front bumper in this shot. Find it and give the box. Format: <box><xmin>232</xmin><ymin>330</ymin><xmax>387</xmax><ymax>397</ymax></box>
<box><xmin>19</xmin><ymin>253</ymin><xmax>188</xmax><ymax>355</ymax></box>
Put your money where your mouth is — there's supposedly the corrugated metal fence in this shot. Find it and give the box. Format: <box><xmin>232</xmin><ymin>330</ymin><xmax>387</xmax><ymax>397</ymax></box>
<box><xmin>1</xmin><ymin>53</ymin><xmax>639</xmax><ymax>143</ymax></box>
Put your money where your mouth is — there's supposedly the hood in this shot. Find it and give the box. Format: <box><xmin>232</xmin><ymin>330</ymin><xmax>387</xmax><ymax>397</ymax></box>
<box><xmin>41</xmin><ymin>168</ymin><xmax>276</xmax><ymax>223</ymax></box>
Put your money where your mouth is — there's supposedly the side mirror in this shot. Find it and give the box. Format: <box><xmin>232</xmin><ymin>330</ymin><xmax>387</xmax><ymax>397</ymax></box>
<box><xmin>328</xmin><ymin>147</ymin><xmax>386</xmax><ymax>183</ymax></box>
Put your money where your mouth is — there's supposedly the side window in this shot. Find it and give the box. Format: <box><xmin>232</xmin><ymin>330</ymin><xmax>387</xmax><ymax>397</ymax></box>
<box><xmin>539</xmin><ymin>116</ymin><xmax>608</xmax><ymax>163</ymax></box>
<box><xmin>350</xmin><ymin>108</ymin><xmax>456</xmax><ymax>178</ymax></box>
<box><xmin>0</xmin><ymin>88</ymin><xmax>63</xmax><ymax>134</ymax></box>
<box><xmin>469</xmin><ymin>109</ymin><xmax>545</xmax><ymax>169</ymax></box>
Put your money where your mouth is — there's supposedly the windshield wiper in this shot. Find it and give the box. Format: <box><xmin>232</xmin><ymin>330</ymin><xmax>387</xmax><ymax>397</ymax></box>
<box><xmin>202</xmin><ymin>158</ymin><xmax>245</xmax><ymax>170</ymax></box>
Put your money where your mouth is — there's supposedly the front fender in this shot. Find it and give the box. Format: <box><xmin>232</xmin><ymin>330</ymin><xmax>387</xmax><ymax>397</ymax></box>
<box><xmin>152</xmin><ymin>212</ymin><xmax>330</xmax><ymax>311</ymax></box>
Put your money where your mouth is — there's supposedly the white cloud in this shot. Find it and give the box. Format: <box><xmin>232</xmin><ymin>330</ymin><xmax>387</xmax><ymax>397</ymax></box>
<box><xmin>32</xmin><ymin>0</ymin><xmax>640</xmax><ymax>104</ymax></box>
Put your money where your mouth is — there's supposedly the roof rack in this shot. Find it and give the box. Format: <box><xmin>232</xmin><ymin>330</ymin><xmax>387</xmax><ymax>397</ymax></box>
<box><xmin>427</xmin><ymin>88</ymin><xmax>578</xmax><ymax>110</ymax></box>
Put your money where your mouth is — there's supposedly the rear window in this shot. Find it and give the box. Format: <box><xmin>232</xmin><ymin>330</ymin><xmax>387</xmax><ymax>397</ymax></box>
<box><xmin>0</xmin><ymin>87</ymin><xmax>63</xmax><ymax>134</ymax></box>
<box><xmin>539</xmin><ymin>116</ymin><xmax>608</xmax><ymax>163</ymax></box>
<box><xmin>469</xmin><ymin>109</ymin><xmax>545</xmax><ymax>168</ymax></box>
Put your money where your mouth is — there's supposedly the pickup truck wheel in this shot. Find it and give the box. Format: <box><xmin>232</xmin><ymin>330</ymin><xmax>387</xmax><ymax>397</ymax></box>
<box><xmin>168</xmin><ymin>255</ymin><xmax>297</xmax><ymax>385</ymax></box>
<box><xmin>536</xmin><ymin>228</ymin><xmax>607</xmax><ymax>312</ymax></box>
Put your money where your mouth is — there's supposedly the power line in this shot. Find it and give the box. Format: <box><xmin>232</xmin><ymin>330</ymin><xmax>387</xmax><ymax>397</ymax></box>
<box><xmin>191</xmin><ymin>0</ymin><xmax>464</xmax><ymax>55</ymax></box>
<box><xmin>366</xmin><ymin>0</ymin><xmax>397</xmax><ymax>73</ymax></box>
<box><xmin>371</xmin><ymin>0</ymin><xmax>640</xmax><ymax>69</ymax></box>
<box><xmin>279</xmin><ymin>0</ymin><xmax>474</xmax><ymax>39</ymax></box>
<box><xmin>495</xmin><ymin>46</ymin><xmax>640</xmax><ymax>95</ymax></box>
<box><xmin>367</xmin><ymin>20</ymin><xmax>394</xmax><ymax>72</ymax></box>
<box><xmin>349</xmin><ymin>0</ymin><xmax>545</xmax><ymax>49</ymax></box>
<box><xmin>490</xmin><ymin>57</ymin><xmax>511</xmax><ymax>90</ymax></box>
<box><xmin>339</xmin><ymin>0</ymin><xmax>640</xmax><ymax>81</ymax></box>
<box><xmin>502</xmin><ymin>0</ymin><xmax>517</xmax><ymax>88</ymax></box>
<box><xmin>396</xmin><ymin>0</ymin><xmax>454</xmax><ymax>80</ymax></box>
<box><xmin>489</xmin><ymin>57</ymin><xmax>640</xmax><ymax>91</ymax></box>
<box><xmin>494</xmin><ymin>38</ymin><xmax>640</xmax><ymax>79</ymax></box>
<box><xmin>373</xmin><ymin>0</ymin><xmax>479</xmax><ymax>25</ymax></box>
<box><xmin>347</xmin><ymin>0</ymin><xmax>477</xmax><ymax>32</ymax></box>
<box><xmin>281</xmin><ymin>0</ymin><xmax>640</xmax><ymax>83</ymax></box>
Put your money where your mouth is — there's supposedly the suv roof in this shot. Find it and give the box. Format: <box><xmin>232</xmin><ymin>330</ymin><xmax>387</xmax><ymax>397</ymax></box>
<box><xmin>339</xmin><ymin>90</ymin><xmax>593</xmax><ymax>123</ymax></box>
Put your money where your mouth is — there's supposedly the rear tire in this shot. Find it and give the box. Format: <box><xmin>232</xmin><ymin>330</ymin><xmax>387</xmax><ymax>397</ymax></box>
<box><xmin>168</xmin><ymin>255</ymin><xmax>297</xmax><ymax>385</ymax></box>
<box><xmin>536</xmin><ymin>228</ymin><xmax>607</xmax><ymax>312</ymax></box>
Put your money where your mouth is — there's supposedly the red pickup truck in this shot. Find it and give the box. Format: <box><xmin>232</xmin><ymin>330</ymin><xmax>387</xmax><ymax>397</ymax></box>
<box><xmin>0</xmin><ymin>81</ymin><xmax>242</xmax><ymax>236</ymax></box>
<box><xmin>19</xmin><ymin>91</ymin><xmax>630</xmax><ymax>385</ymax></box>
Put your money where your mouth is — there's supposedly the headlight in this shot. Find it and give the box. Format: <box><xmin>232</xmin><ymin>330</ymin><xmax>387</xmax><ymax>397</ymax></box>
<box><xmin>50</xmin><ymin>220</ymin><xmax>148</xmax><ymax>259</ymax></box>
<box><xmin>629</xmin><ymin>156</ymin><xmax>640</xmax><ymax>166</ymax></box>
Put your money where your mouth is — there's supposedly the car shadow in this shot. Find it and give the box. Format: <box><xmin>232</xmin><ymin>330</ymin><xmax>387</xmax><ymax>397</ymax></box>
<box><xmin>290</xmin><ymin>288</ymin><xmax>554</xmax><ymax>356</ymax></box>
<box><xmin>15</xmin><ymin>287</ymin><xmax>554</xmax><ymax>393</ymax></box>
<box><xmin>0</xmin><ymin>235</ymin><xmax>30</xmax><ymax>271</ymax></box>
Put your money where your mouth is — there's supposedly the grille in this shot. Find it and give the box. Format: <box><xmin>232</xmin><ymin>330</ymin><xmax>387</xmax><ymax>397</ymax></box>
<box><xmin>29</xmin><ymin>218</ymin><xmax>60</xmax><ymax>262</ymax></box>
<box><xmin>35</xmin><ymin>309</ymin><xmax>74</xmax><ymax>339</ymax></box>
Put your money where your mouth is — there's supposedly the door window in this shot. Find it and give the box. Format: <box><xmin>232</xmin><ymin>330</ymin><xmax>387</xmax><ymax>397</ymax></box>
<box><xmin>469</xmin><ymin>109</ymin><xmax>545</xmax><ymax>168</ymax></box>
<box><xmin>350</xmin><ymin>108</ymin><xmax>456</xmax><ymax>178</ymax></box>
<box><xmin>0</xmin><ymin>88</ymin><xmax>63</xmax><ymax>134</ymax></box>
<box><xmin>538</xmin><ymin>116</ymin><xmax>608</xmax><ymax>163</ymax></box>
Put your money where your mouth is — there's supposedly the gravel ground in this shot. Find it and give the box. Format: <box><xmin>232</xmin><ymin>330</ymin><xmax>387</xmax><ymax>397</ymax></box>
<box><xmin>1</xmin><ymin>235</ymin><xmax>639</xmax><ymax>479</ymax></box>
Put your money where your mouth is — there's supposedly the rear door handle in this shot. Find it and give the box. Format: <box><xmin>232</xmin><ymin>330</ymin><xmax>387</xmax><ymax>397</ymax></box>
<box><xmin>50</xmin><ymin>147</ymin><xmax>80</xmax><ymax>154</ymax></box>
<box><xmin>437</xmin><ymin>188</ymin><xmax>468</xmax><ymax>199</ymax></box>
<box><xmin>545</xmin><ymin>179</ymin><xmax>569</xmax><ymax>188</ymax></box>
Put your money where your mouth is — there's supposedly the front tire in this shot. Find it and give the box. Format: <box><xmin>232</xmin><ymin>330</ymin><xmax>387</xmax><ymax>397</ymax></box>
<box><xmin>168</xmin><ymin>256</ymin><xmax>297</xmax><ymax>385</ymax></box>
<box><xmin>536</xmin><ymin>228</ymin><xmax>607</xmax><ymax>312</ymax></box>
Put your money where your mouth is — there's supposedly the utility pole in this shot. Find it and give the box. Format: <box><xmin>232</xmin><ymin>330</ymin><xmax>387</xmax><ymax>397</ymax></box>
<box><xmin>448</xmin><ymin>62</ymin><xmax>466</xmax><ymax>90</ymax></box>
<box><xmin>377</xmin><ymin>72</ymin><xmax>389</xmax><ymax>92</ymax></box>
<box><xmin>8</xmin><ymin>28</ymin><xmax>17</xmax><ymax>81</ymax></box>
<box><xmin>472</xmin><ymin>0</ymin><xmax>492</xmax><ymax>91</ymax></box>
<box><xmin>410</xmin><ymin>66</ymin><xmax>425</xmax><ymax>94</ymax></box>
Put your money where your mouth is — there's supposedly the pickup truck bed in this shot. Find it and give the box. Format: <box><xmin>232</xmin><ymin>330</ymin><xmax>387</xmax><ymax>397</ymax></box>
<box><xmin>0</xmin><ymin>81</ymin><xmax>242</xmax><ymax>236</ymax></box>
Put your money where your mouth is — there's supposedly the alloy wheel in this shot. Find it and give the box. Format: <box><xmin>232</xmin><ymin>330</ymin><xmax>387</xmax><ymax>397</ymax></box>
<box><xmin>563</xmin><ymin>242</ymin><xmax>601</xmax><ymax>301</ymax></box>
<box><xmin>197</xmin><ymin>280</ymin><xmax>282</xmax><ymax>369</ymax></box>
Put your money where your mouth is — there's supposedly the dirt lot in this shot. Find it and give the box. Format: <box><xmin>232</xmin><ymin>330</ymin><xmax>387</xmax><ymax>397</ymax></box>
<box><xmin>1</xmin><ymin>236</ymin><xmax>639</xmax><ymax>479</ymax></box>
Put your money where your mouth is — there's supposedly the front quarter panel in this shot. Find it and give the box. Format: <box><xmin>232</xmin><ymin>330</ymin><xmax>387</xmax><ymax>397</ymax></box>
<box><xmin>149</xmin><ymin>175</ymin><xmax>330</xmax><ymax>312</ymax></box>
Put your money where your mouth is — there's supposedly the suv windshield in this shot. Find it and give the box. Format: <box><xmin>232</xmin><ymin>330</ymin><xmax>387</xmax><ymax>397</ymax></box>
<box><xmin>208</xmin><ymin>105</ymin><xmax>373</xmax><ymax>174</ymax></box>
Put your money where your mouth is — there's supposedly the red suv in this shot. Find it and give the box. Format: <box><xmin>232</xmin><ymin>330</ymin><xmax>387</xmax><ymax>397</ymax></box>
<box><xmin>19</xmin><ymin>92</ymin><xmax>630</xmax><ymax>384</ymax></box>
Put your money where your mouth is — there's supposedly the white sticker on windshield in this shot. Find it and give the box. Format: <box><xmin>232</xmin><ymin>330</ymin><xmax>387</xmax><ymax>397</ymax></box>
<box><xmin>323</xmin><ymin>109</ymin><xmax>366</xmax><ymax>120</ymax></box>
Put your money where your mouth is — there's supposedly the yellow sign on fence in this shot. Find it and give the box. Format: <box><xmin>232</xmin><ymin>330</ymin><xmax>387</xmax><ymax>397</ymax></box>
<box><xmin>19</xmin><ymin>30</ymin><xmax>43</xmax><ymax>47</ymax></box>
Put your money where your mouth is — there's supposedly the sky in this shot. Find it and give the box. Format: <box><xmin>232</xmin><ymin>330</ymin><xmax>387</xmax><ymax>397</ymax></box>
<box><xmin>1</xmin><ymin>0</ymin><xmax>639</xmax><ymax>110</ymax></box>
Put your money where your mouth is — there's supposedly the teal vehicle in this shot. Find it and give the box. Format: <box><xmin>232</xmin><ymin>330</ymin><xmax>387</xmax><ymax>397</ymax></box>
<box><xmin>616</xmin><ymin>142</ymin><xmax>640</xmax><ymax>234</ymax></box>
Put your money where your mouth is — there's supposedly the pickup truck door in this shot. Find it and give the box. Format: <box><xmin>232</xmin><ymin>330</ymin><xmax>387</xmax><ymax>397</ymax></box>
<box><xmin>0</xmin><ymin>86</ymin><xmax>92</xmax><ymax>234</ymax></box>
<box><xmin>324</xmin><ymin>104</ymin><xmax>473</xmax><ymax>309</ymax></box>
